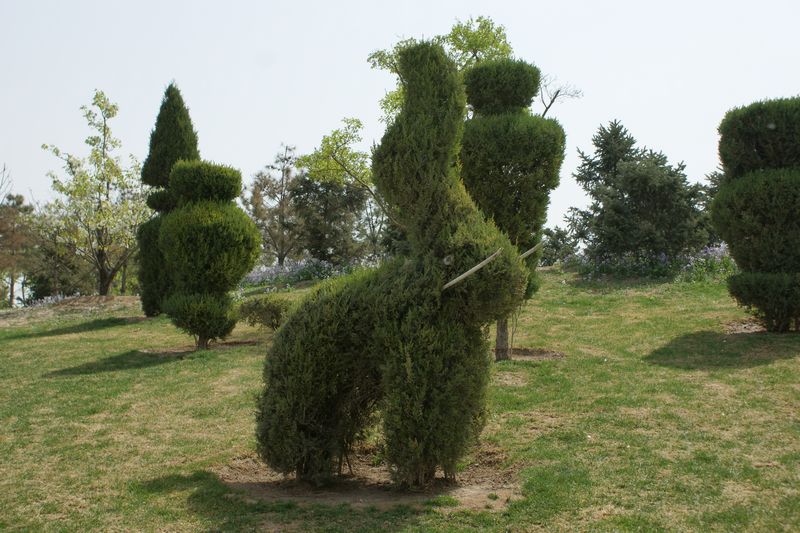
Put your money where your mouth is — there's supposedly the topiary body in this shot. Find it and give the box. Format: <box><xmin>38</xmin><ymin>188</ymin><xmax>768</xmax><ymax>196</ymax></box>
<box><xmin>460</xmin><ymin>59</ymin><xmax>565</xmax><ymax>359</ymax></box>
<box><xmin>256</xmin><ymin>42</ymin><xmax>527</xmax><ymax>487</ymax></box>
<box><xmin>160</xmin><ymin>161</ymin><xmax>260</xmax><ymax>348</ymax></box>
<box><xmin>711</xmin><ymin>97</ymin><xmax>800</xmax><ymax>331</ymax></box>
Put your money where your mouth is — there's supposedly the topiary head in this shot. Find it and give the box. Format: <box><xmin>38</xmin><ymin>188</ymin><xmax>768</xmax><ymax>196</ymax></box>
<box><xmin>464</xmin><ymin>59</ymin><xmax>541</xmax><ymax>115</ymax></box>
<box><xmin>169</xmin><ymin>160</ymin><xmax>242</xmax><ymax>205</ymax></box>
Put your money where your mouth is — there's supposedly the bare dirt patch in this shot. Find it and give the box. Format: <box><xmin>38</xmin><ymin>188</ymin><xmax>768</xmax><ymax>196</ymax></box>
<box><xmin>724</xmin><ymin>318</ymin><xmax>766</xmax><ymax>335</ymax></box>
<box><xmin>215</xmin><ymin>442</ymin><xmax>521</xmax><ymax>512</ymax></box>
<box><xmin>494</xmin><ymin>371</ymin><xmax>528</xmax><ymax>387</ymax></box>
<box><xmin>510</xmin><ymin>347</ymin><xmax>566</xmax><ymax>360</ymax></box>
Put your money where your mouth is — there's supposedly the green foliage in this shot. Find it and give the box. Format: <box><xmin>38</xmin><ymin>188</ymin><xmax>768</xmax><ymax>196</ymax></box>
<box><xmin>541</xmin><ymin>226</ymin><xmax>578</xmax><ymax>267</ymax></box>
<box><xmin>145</xmin><ymin>189</ymin><xmax>176</xmax><ymax>213</ymax></box>
<box><xmin>169</xmin><ymin>161</ymin><xmax>241</xmax><ymax>205</ymax></box>
<box><xmin>241</xmin><ymin>146</ymin><xmax>302</xmax><ymax>267</ymax></box>
<box><xmin>718</xmin><ymin>97</ymin><xmax>800</xmax><ymax>181</ymax></box>
<box><xmin>160</xmin><ymin>200</ymin><xmax>260</xmax><ymax>295</ymax></box>
<box><xmin>712</xmin><ymin>98</ymin><xmax>800</xmax><ymax>331</ymax></box>
<box><xmin>572</xmin><ymin>121</ymin><xmax>706</xmax><ymax>270</ymax></box>
<box><xmin>368</xmin><ymin>16</ymin><xmax>513</xmax><ymax>123</ymax></box>
<box><xmin>712</xmin><ymin>169</ymin><xmax>800</xmax><ymax>273</ymax></box>
<box><xmin>464</xmin><ymin>59</ymin><xmax>541</xmax><ymax>115</ymax></box>
<box><xmin>136</xmin><ymin>217</ymin><xmax>170</xmax><ymax>316</ymax></box>
<box><xmin>162</xmin><ymin>292</ymin><xmax>237</xmax><ymax>348</ymax></box>
<box><xmin>256</xmin><ymin>42</ymin><xmax>526</xmax><ymax>487</ymax></box>
<box><xmin>728</xmin><ymin>272</ymin><xmax>800</xmax><ymax>332</ymax></box>
<box><xmin>238</xmin><ymin>294</ymin><xmax>295</xmax><ymax>331</ymax></box>
<box><xmin>289</xmin><ymin>173</ymin><xmax>366</xmax><ymax>266</ymax></box>
<box><xmin>141</xmin><ymin>83</ymin><xmax>200</xmax><ymax>189</ymax></box>
<box><xmin>160</xmin><ymin>162</ymin><xmax>260</xmax><ymax>348</ymax></box>
<box><xmin>43</xmin><ymin>90</ymin><xmax>150</xmax><ymax>296</ymax></box>
<box><xmin>461</xmin><ymin>57</ymin><xmax>564</xmax><ymax>358</ymax></box>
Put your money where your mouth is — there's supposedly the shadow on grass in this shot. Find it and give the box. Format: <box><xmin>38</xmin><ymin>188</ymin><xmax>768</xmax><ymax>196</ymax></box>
<box><xmin>2</xmin><ymin>317</ymin><xmax>146</xmax><ymax>341</ymax></box>
<box><xmin>134</xmin><ymin>470</ymin><xmax>423</xmax><ymax>532</ymax></box>
<box><xmin>44</xmin><ymin>349</ymin><xmax>190</xmax><ymax>377</ymax></box>
<box><xmin>644</xmin><ymin>331</ymin><xmax>800</xmax><ymax>370</ymax></box>
<box><xmin>567</xmin><ymin>275</ymin><xmax>671</xmax><ymax>294</ymax></box>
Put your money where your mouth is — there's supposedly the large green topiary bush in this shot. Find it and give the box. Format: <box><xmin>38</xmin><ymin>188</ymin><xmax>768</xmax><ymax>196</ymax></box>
<box><xmin>255</xmin><ymin>42</ymin><xmax>527</xmax><ymax>487</ymax></box>
<box><xmin>160</xmin><ymin>161</ymin><xmax>260</xmax><ymax>348</ymax></box>
<box><xmin>460</xmin><ymin>58</ymin><xmax>565</xmax><ymax>360</ymax></box>
<box><xmin>711</xmin><ymin>97</ymin><xmax>800</xmax><ymax>331</ymax></box>
<box><xmin>137</xmin><ymin>83</ymin><xmax>201</xmax><ymax>317</ymax></box>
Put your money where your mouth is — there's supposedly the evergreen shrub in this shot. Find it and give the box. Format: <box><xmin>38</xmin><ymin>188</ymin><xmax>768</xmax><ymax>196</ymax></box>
<box><xmin>162</xmin><ymin>292</ymin><xmax>237</xmax><ymax>346</ymax></box>
<box><xmin>256</xmin><ymin>42</ymin><xmax>526</xmax><ymax>486</ymax></box>
<box><xmin>239</xmin><ymin>294</ymin><xmax>295</xmax><ymax>331</ymax></box>
<box><xmin>169</xmin><ymin>161</ymin><xmax>241</xmax><ymax>205</ymax></box>
<box><xmin>464</xmin><ymin>59</ymin><xmax>541</xmax><ymax>115</ymax></box>
<box><xmin>712</xmin><ymin>97</ymin><xmax>800</xmax><ymax>331</ymax></box>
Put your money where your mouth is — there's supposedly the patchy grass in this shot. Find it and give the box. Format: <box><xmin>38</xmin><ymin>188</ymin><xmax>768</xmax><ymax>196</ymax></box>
<box><xmin>1</xmin><ymin>272</ymin><xmax>798</xmax><ymax>531</ymax></box>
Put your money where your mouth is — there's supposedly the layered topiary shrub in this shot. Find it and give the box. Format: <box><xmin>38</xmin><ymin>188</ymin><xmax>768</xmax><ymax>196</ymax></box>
<box><xmin>711</xmin><ymin>97</ymin><xmax>800</xmax><ymax>331</ymax></box>
<box><xmin>256</xmin><ymin>42</ymin><xmax>527</xmax><ymax>487</ymax></box>
<box><xmin>461</xmin><ymin>58</ymin><xmax>565</xmax><ymax>360</ymax></box>
<box><xmin>160</xmin><ymin>161</ymin><xmax>260</xmax><ymax>348</ymax></box>
<box><xmin>137</xmin><ymin>83</ymin><xmax>200</xmax><ymax>317</ymax></box>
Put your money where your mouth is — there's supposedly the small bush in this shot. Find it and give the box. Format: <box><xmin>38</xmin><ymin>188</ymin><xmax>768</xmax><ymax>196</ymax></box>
<box><xmin>239</xmin><ymin>294</ymin><xmax>294</xmax><ymax>331</ymax></box>
<box><xmin>718</xmin><ymin>97</ymin><xmax>800</xmax><ymax>181</ymax></box>
<box><xmin>162</xmin><ymin>293</ymin><xmax>237</xmax><ymax>348</ymax></box>
<box><xmin>169</xmin><ymin>160</ymin><xmax>242</xmax><ymax>204</ymax></box>
<box><xmin>464</xmin><ymin>59</ymin><xmax>540</xmax><ymax>114</ymax></box>
<box><xmin>728</xmin><ymin>272</ymin><xmax>800</xmax><ymax>332</ymax></box>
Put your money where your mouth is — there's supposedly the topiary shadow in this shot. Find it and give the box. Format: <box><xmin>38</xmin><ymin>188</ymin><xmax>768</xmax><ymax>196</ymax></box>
<box><xmin>43</xmin><ymin>349</ymin><xmax>189</xmax><ymax>377</ymax></box>
<box><xmin>644</xmin><ymin>331</ymin><xmax>800</xmax><ymax>370</ymax></box>
<box><xmin>2</xmin><ymin>317</ymin><xmax>145</xmax><ymax>342</ymax></box>
<box><xmin>134</xmin><ymin>470</ymin><xmax>424</xmax><ymax>532</ymax></box>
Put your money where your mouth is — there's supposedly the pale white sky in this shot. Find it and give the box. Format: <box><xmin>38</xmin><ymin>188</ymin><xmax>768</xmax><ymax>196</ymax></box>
<box><xmin>1</xmin><ymin>0</ymin><xmax>798</xmax><ymax>227</ymax></box>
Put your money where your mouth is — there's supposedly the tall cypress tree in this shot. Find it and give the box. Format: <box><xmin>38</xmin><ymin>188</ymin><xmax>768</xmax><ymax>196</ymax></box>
<box><xmin>137</xmin><ymin>83</ymin><xmax>200</xmax><ymax>316</ymax></box>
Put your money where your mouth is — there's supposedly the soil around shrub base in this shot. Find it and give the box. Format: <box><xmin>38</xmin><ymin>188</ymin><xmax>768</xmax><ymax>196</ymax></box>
<box><xmin>214</xmin><ymin>442</ymin><xmax>521</xmax><ymax>511</ymax></box>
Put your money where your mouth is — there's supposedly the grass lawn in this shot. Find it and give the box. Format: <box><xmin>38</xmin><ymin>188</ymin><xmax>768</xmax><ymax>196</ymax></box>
<box><xmin>1</xmin><ymin>270</ymin><xmax>798</xmax><ymax>532</ymax></box>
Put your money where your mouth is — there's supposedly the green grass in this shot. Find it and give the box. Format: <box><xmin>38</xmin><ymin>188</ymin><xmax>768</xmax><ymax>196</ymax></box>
<box><xmin>1</xmin><ymin>271</ymin><xmax>798</xmax><ymax>531</ymax></box>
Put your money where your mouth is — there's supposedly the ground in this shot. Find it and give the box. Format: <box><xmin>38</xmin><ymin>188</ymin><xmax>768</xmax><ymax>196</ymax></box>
<box><xmin>0</xmin><ymin>270</ymin><xmax>798</xmax><ymax>532</ymax></box>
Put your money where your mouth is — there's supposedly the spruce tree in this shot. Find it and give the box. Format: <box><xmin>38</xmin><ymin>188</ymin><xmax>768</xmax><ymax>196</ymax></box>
<box><xmin>461</xmin><ymin>59</ymin><xmax>565</xmax><ymax>361</ymax></box>
<box><xmin>137</xmin><ymin>83</ymin><xmax>200</xmax><ymax>316</ymax></box>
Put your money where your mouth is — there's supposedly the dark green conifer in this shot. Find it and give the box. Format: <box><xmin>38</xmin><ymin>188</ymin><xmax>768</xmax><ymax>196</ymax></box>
<box><xmin>137</xmin><ymin>83</ymin><xmax>200</xmax><ymax>317</ymax></box>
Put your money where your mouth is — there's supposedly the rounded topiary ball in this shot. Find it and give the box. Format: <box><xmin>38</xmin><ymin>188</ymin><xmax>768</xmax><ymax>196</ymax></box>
<box><xmin>159</xmin><ymin>200</ymin><xmax>260</xmax><ymax>294</ymax></box>
<box><xmin>718</xmin><ymin>97</ymin><xmax>800</xmax><ymax>181</ymax></box>
<box><xmin>464</xmin><ymin>59</ymin><xmax>541</xmax><ymax>115</ymax></box>
<box><xmin>169</xmin><ymin>160</ymin><xmax>242</xmax><ymax>204</ymax></box>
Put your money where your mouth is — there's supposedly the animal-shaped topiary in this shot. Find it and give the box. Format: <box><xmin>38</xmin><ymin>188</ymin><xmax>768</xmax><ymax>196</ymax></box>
<box><xmin>460</xmin><ymin>59</ymin><xmax>566</xmax><ymax>360</ymax></box>
<box><xmin>255</xmin><ymin>42</ymin><xmax>528</xmax><ymax>487</ymax></box>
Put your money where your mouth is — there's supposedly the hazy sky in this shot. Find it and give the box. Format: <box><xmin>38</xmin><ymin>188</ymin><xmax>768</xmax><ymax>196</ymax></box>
<box><xmin>2</xmin><ymin>0</ymin><xmax>798</xmax><ymax>227</ymax></box>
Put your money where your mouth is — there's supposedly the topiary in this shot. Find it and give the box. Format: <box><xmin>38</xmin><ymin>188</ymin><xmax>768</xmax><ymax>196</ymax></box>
<box><xmin>255</xmin><ymin>42</ymin><xmax>527</xmax><ymax>487</ymax></box>
<box><xmin>160</xmin><ymin>161</ymin><xmax>260</xmax><ymax>348</ymax></box>
<box><xmin>461</xmin><ymin>58</ymin><xmax>565</xmax><ymax>360</ymax></box>
<box><xmin>238</xmin><ymin>294</ymin><xmax>296</xmax><ymax>331</ymax></box>
<box><xmin>137</xmin><ymin>83</ymin><xmax>201</xmax><ymax>317</ymax></box>
<box><xmin>711</xmin><ymin>96</ymin><xmax>800</xmax><ymax>331</ymax></box>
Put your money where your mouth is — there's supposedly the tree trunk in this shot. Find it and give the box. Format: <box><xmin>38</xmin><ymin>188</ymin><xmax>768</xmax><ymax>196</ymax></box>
<box><xmin>98</xmin><ymin>268</ymin><xmax>113</xmax><ymax>296</ymax></box>
<box><xmin>120</xmin><ymin>262</ymin><xmax>128</xmax><ymax>295</ymax></box>
<box><xmin>197</xmin><ymin>335</ymin><xmax>210</xmax><ymax>350</ymax></box>
<box><xmin>495</xmin><ymin>317</ymin><xmax>511</xmax><ymax>361</ymax></box>
<box><xmin>8</xmin><ymin>273</ymin><xmax>15</xmax><ymax>307</ymax></box>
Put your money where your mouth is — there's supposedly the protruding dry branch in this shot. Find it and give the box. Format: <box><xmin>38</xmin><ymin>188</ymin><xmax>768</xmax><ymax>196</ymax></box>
<box><xmin>443</xmin><ymin>248</ymin><xmax>502</xmax><ymax>290</ymax></box>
